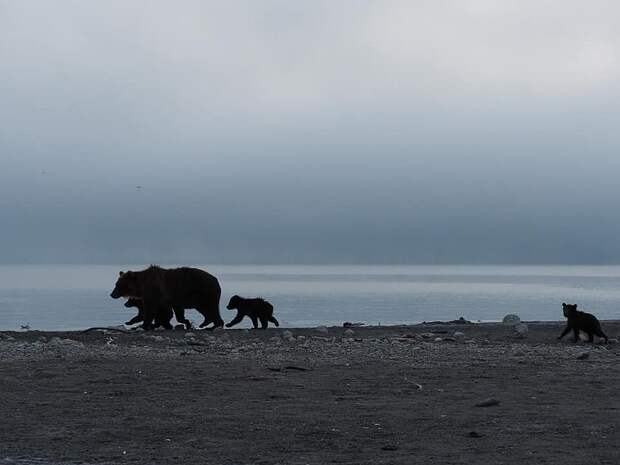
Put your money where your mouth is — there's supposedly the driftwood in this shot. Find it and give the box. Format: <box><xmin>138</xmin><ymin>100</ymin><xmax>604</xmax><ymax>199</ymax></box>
<box><xmin>82</xmin><ymin>327</ymin><xmax>131</xmax><ymax>334</ymax></box>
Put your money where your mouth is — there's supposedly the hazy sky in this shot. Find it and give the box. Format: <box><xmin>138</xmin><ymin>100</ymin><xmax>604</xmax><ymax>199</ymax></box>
<box><xmin>1</xmin><ymin>1</ymin><xmax>620</xmax><ymax>264</ymax></box>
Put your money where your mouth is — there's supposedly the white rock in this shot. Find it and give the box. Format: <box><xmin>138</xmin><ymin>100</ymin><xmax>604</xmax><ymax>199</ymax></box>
<box><xmin>315</xmin><ymin>325</ymin><xmax>329</xmax><ymax>334</ymax></box>
<box><xmin>343</xmin><ymin>329</ymin><xmax>355</xmax><ymax>337</ymax></box>
<box><xmin>434</xmin><ymin>337</ymin><xmax>443</xmax><ymax>342</ymax></box>
<box><xmin>502</xmin><ymin>314</ymin><xmax>521</xmax><ymax>326</ymax></box>
<box><xmin>282</xmin><ymin>330</ymin><xmax>293</xmax><ymax>339</ymax></box>
<box><xmin>453</xmin><ymin>331</ymin><xmax>465</xmax><ymax>340</ymax></box>
<box><xmin>514</xmin><ymin>323</ymin><xmax>528</xmax><ymax>337</ymax></box>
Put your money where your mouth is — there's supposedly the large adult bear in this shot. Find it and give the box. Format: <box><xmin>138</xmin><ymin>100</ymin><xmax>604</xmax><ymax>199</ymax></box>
<box><xmin>110</xmin><ymin>265</ymin><xmax>224</xmax><ymax>330</ymax></box>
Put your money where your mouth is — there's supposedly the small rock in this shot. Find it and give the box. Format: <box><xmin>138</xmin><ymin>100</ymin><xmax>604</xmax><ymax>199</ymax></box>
<box><xmin>315</xmin><ymin>325</ymin><xmax>329</xmax><ymax>334</ymax></box>
<box><xmin>576</xmin><ymin>352</ymin><xmax>589</xmax><ymax>360</ymax></box>
<box><xmin>476</xmin><ymin>398</ymin><xmax>500</xmax><ymax>407</ymax></box>
<box><xmin>434</xmin><ymin>337</ymin><xmax>443</xmax><ymax>342</ymax></box>
<box><xmin>343</xmin><ymin>329</ymin><xmax>355</xmax><ymax>337</ymax></box>
<box><xmin>149</xmin><ymin>335</ymin><xmax>165</xmax><ymax>342</ymax></box>
<box><xmin>282</xmin><ymin>330</ymin><xmax>294</xmax><ymax>339</ymax></box>
<box><xmin>381</xmin><ymin>445</ymin><xmax>399</xmax><ymax>451</ymax></box>
<box><xmin>608</xmin><ymin>338</ymin><xmax>619</xmax><ymax>344</ymax></box>
<box><xmin>184</xmin><ymin>333</ymin><xmax>196</xmax><ymax>338</ymax></box>
<box><xmin>502</xmin><ymin>314</ymin><xmax>521</xmax><ymax>326</ymax></box>
<box><xmin>297</xmin><ymin>335</ymin><xmax>306</xmax><ymax>341</ymax></box>
<box><xmin>467</xmin><ymin>431</ymin><xmax>484</xmax><ymax>438</ymax></box>
<box><xmin>514</xmin><ymin>323</ymin><xmax>528</xmax><ymax>338</ymax></box>
<box><xmin>270</xmin><ymin>336</ymin><xmax>282</xmax><ymax>344</ymax></box>
<box><xmin>453</xmin><ymin>331</ymin><xmax>465</xmax><ymax>339</ymax></box>
<box><xmin>420</xmin><ymin>332</ymin><xmax>435</xmax><ymax>339</ymax></box>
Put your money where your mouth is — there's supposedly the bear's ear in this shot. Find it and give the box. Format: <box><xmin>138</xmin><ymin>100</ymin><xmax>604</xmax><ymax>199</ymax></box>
<box><xmin>119</xmin><ymin>271</ymin><xmax>124</xmax><ymax>276</ymax></box>
<box><xmin>562</xmin><ymin>302</ymin><xmax>566</xmax><ymax>307</ymax></box>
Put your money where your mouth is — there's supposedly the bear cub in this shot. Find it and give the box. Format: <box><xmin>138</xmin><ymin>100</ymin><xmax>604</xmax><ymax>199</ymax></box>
<box><xmin>558</xmin><ymin>303</ymin><xmax>608</xmax><ymax>343</ymax></box>
<box><xmin>226</xmin><ymin>295</ymin><xmax>279</xmax><ymax>329</ymax></box>
<box><xmin>124</xmin><ymin>298</ymin><xmax>174</xmax><ymax>330</ymax></box>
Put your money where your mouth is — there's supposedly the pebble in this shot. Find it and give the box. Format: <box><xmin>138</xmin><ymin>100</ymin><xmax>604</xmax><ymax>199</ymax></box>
<box><xmin>343</xmin><ymin>329</ymin><xmax>355</xmax><ymax>337</ymax></box>
<box><xmin>514</xmin><ymin>323</ymin><xmax>528</xmax><ymax>338</ymax></box>
<box><xmin>476</xmin><ymin>398</ymin><xmax>500</xmax><ymax>407</ymax></box>
<box><xmin>184</xmin><ymin>333</ymin><xmax>196</xmax><ymax>338</ymax></box>
<box><xmin>576</xmin><ymin>352</ymin><xmax>589</xmax><ymax>360</ymax></box>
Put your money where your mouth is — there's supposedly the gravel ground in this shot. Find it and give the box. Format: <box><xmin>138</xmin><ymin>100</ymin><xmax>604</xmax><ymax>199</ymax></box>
<box><xmin>1</xmin><ymin>321</ymin><xmax>619</xmax><ymax>465</ymax></box>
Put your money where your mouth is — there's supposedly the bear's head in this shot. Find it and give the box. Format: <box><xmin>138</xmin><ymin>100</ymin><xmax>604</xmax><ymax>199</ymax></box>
<box><xmin>226</xmin><ymin>295</ymin><xmax>242</xmax><ymax>310</ymax></box>
<box><xmin>562</xmin><ymin>302</ymin><xmax>578</xmax><ymax>318</ymax></box>
<box><xmin>110</xmin><ymin>271</ymin><xmax>141</xmax><ymax>299</ymax></box>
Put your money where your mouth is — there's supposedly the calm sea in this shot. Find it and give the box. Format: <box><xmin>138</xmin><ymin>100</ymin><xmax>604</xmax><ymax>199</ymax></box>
<box><xmin>0</xmin><ymin>265</ymin><xmax>619</xmax><ymax>331</ymax></box>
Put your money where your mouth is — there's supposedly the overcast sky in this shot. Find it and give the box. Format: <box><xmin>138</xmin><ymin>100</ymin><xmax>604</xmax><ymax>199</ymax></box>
<box><xmin>1</xmin><ymin>1</ymin><xmax>620</xmax><ymax>264</ymax></box>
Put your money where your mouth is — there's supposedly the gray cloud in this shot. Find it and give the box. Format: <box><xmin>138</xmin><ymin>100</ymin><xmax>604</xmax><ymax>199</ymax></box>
<box><xmin>1</xmin><ymin>1</ymin><xmax>620</xmax><ymax>264</ymax></box>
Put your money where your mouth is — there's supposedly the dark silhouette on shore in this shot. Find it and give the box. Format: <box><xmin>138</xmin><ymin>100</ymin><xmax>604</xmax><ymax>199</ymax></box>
<box><xmin>558</xmin><ymin>303</ymin><xmax>608</xmax><ymax>343</ymax></box>
<box><xmin>226</xmin><ymin>295</ymin><xmax>279</xmax><ymax>329</ymax></box>
<box><xmin>110</xmin><ymin>266</ymin><xmax>223</xmax><ymax>330</ymax></box>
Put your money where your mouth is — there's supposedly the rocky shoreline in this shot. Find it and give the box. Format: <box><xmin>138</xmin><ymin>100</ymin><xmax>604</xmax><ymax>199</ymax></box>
<box><xmin>1</xmin><ymin>322</ymin><xmax>619</xmax><ymax>464</ymax></box>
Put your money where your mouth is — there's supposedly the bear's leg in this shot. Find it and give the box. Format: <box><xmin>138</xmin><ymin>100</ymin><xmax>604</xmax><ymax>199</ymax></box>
<box><xmin>595</xmin><ymin>328</ymin><xmax>608</xmax><ymax>343</ymax></box>
<box><xmin>226</xmin><ymin>313</ymin><xmax>244</xmax><ymax>328</ymax></box>
<box><xmin>587</xmin><ymin>332</ymin><xmax>594</xmax><ymax>343</ymax></box>
<box><xmin>173</xmin><ymin>308</ymin><xmax>192</xmax><ymax>330</ymax></box>
<box><xmin>250</xmin><ymin>315</ymin><xmax>259</xmax><ymax>329</ymax></box>
<box><xmin>197</xmin><ymin>294</ymin><xmax>224</xmax><ymax>329</ymax></box>
<box><xmin>268</xmin><ymin>316</ymin><xmax>280</xmax><ymax>327</ymax></box>
<box><xmin>572</xmin><ymin>328</ymin><xmax>580</xmax><ymax>342</ymax></box>
<box><xmin>259</xmin><ymin>316</ymin><xmax>269</xmax><ymax>329</ymax></box>
<box><xmin>126</xmin><ymin>313</ymin><xmax>143</xmax><ymax>326</ymax></box>
<box><xmin>558</xmin><ymin>325</ymin><xmax>571</xmax><ymax>340</ymax></box>
<box><xmin>155</xmin><ymin>308</ymin><xmax>173</xmax><ymax>330</ymax></box>
<box><xmin>141</xmin><ymin>297</ymin><xmax>160</xmax><ymax>331</ymax></box>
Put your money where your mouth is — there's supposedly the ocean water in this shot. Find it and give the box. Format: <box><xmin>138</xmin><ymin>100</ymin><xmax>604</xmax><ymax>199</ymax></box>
<box><xmin>0</xmin><ymin>265</ymin><xmax>619</xmax><ymax>331</ymax></box>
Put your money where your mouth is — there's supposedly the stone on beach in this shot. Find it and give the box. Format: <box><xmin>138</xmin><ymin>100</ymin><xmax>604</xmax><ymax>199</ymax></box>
<box><xmin>476</xmin><ymin>398</ymin><xmax>500</xmax><ymax>407</ymax></box>
<box><xmin>502</xmin><ymin>314</ymin><xmax>521</xmax><ymax>326</ymax></box>
<box><xmin>514</xmin><ymin>323</ymin><xmax>528</xmax><ymax>338</ymax></box>
<box><xmin>315</xmin><ymin>325</ymin><xmax>329</xmax><ymax>334</ymax></box>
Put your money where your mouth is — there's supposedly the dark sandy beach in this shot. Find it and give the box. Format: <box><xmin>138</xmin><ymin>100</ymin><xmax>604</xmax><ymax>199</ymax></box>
<box><xmin>1</xmin><ymin>322</ymin><xmax>619</xmax><ymax>465</ymax></box>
